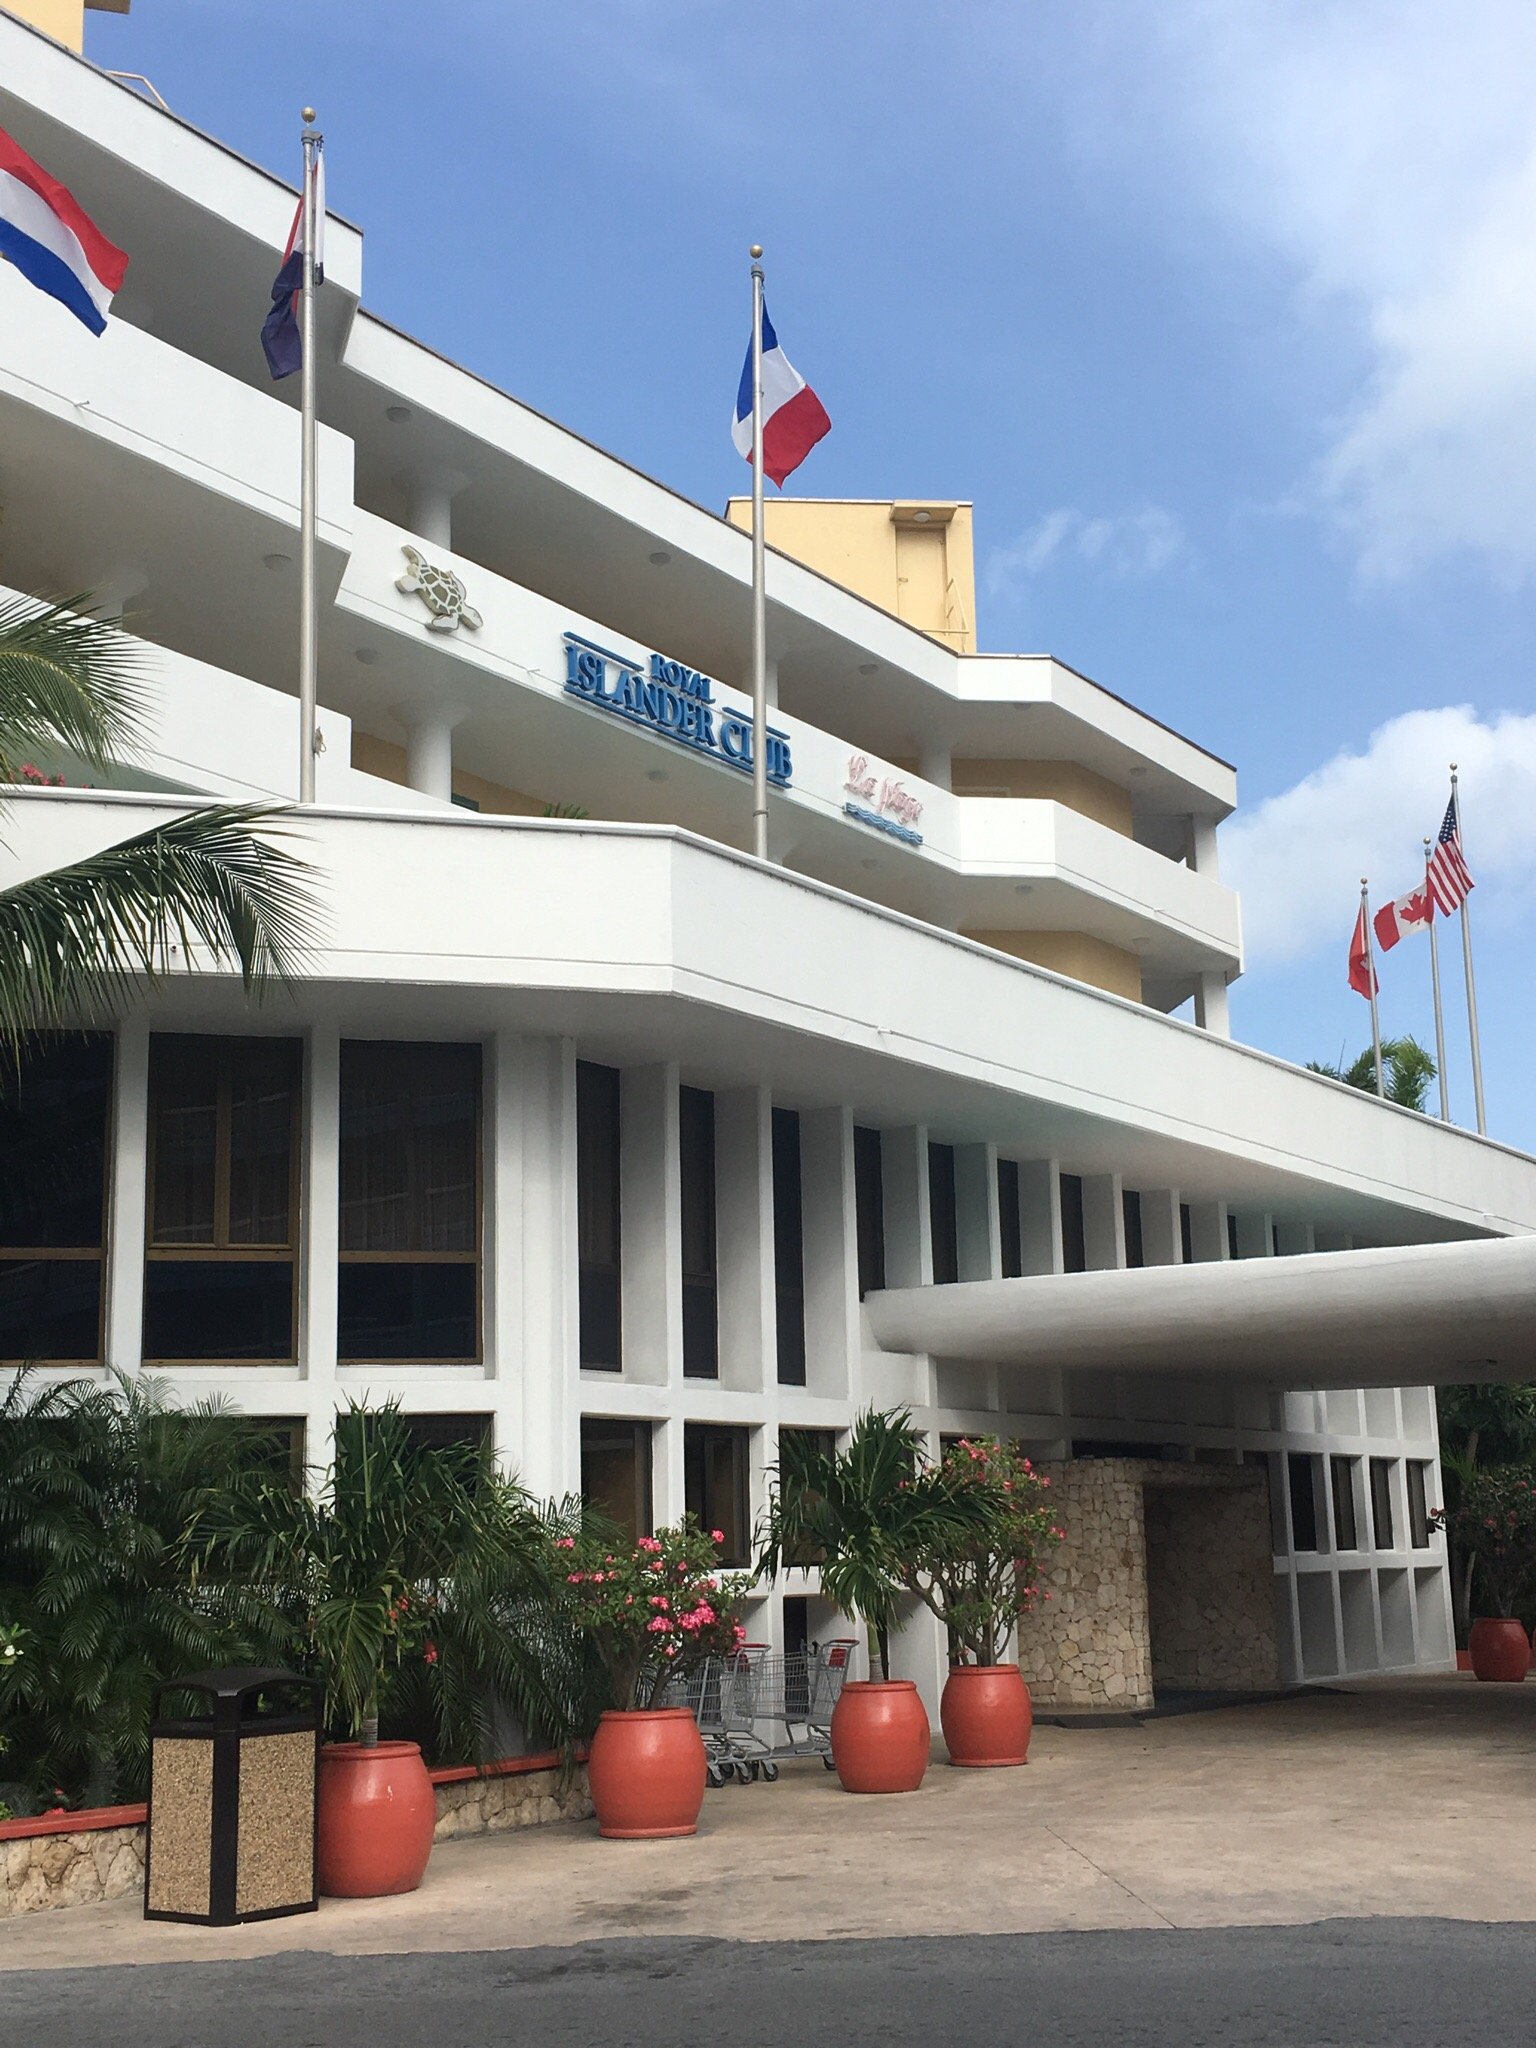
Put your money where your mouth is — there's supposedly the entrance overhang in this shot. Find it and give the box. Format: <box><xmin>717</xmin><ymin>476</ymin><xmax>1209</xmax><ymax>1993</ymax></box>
<box><xmin>865</xmin><ymin>1236</ymin><xmax>1536</xmax><ymax>1389</ymax></box>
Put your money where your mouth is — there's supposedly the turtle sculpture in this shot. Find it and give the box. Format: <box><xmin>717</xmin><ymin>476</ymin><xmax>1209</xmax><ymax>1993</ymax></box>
<box><xmin>395</xmin><ymin>546</ymin><xmax>484</xmax><ymax>633</ymax></box>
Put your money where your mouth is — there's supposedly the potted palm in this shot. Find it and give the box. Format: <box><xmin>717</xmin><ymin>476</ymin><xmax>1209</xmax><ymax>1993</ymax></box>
<box><xmin>560</xmin><ymin>1518</ymin><xmax>750</xmax><ymax>1838</ymax></box>
<box><xmin>1431</xmin><ymin>1466</ymin><xmax>1536</xmax><ymax>1682</ymax></box>
<box><xmin>197</xmin><ymin>1402</ymin><xmax>563</xmax><ymax>1897</ymax></box>
<box><xmin>903</xmin><ymin>1436</ymin><xmax>1062</xmax><ymax>1767</ymax></box>
<box><xmin>758</xmin><ymin>1410</ymin><xmax>996</xmax><ymax>1794</ymax></box>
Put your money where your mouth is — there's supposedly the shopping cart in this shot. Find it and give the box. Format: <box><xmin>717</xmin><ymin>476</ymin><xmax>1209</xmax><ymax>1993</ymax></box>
<box><xmin>662</xmin><ymin>1652</ymin><xmax>759</xmax><ymax>1788</ymax></box>
<box><xmin>718</xmin><ymin>1638</ymin><xmax>860</xmax><ymax>1777</ymax></box>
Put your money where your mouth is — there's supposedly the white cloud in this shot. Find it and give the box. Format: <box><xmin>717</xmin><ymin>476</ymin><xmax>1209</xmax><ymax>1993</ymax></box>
<box><xmin>987</xmin><ymin>506</ymin><xmax>1187</xmax><ymax>592</ymax></box>
<box><xmin>1223</xmin><ymin>705</ymin><xmax>1536</xmax><ymax>966</ymax></box>
<box><xmin>1104</xmin><ymin>1</ymin><xmax>1536</xmax><ymax>581</ymax></box>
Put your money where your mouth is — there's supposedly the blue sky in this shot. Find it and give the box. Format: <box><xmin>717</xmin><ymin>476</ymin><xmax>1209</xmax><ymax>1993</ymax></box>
<box><xmin>89</xmin><ymin>0</ymin><xmax>1536</xmax><ymax>1151</ymax></box>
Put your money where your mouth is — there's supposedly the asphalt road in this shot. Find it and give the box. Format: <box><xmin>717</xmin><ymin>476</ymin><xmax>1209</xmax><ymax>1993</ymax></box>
<box><xmin>0</xmin><ymin>1920</ymin><xmax>1528</xmax><ymax>2048</ymax></box>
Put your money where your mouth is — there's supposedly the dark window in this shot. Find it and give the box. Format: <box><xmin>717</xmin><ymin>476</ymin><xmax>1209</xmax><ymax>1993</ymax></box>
<box><xmin>772</xmin><ymin>1108</ymin><xmax>805</xmax><ymax>1386</ymax></box>
<box><xmin>1226</xmin><ymin>1211</ymin><xmax>1239</xmax><ymax>1260</ymax></box>
<box><xmin>1060</xmin><ymin>1173</ymin><xmax>1086</xmax><ymax>1274</ymax></box>
<box><xmin>1272</xmin><ymin>1221</ymin><xmax>1282</xmax><ymax>1256</ymax></box>
<box><xmin>338</xmin><ymin>1041</ymin><xmax>480</xmax><ymax>1361</ymax></box>
<box><xmin>854</xmin><ymin>1125</ymin><xmax>886</xmax><ymax>1299</ymax></box>
<box><xmin>400</xmin><ymin>1412</ymin><xmax>491</xmax><ymax>1455</ymax></box>
<box><xmin>778</xmin><ymin>1425</ymin><xmax>837</xmax><ymax>1567</ymax></box>
<box><xmin>581</xmin><ymin>1417</ymin><xmax>654</xmax><ymax>1544</ymax></box>
<box><xmin>998</xmin><ymin>1158</ymin><xmax>1023</xmax><ymax>1278</ymax></box>
<box><xmin>1369</xmin><ymin>1458</ymin><xmax>1396</xmax><ymax>1548</ymax></box>
<box><xmin>684</xmin><ymin>1422</ymin><xmax>751</xmax><ymax>1565</ymax></box>
<box><xmin>577</xmin><ymin>1061</ymin><xmax>622</xmax><ymax>1370</ymax></box>
<box><xmin>1288</xmin><ymin>1452</ymin><xmax>1320</xmax><ymax>1551</ymax></box>
<box><xmin>782</xmin><ymin>1594</ymin><xmax>810</xmax><ymax>1657</ymax></box>
<box><xmin>1330</xmin><ymin>1456</ymin><xmax>1359</xmax><ymax>1550</ymax></box>
<box><xmin>1407</xmin><ymin>1462</ymin><xmax>1432</xmax><ymax>1548</ymax></box>
<box><xmin>0</xmin><ymin>1035</ymin><xmax>111</xmax><ymax>1363</ymax></box>
<box><xmin>1122</xmin><ymin>1189</ymin><xmax>1144</xmax><ymax>1269</ymax></box>
<box><xmin>1179</xmin><ymin>1202</ymin><xmax>1193</xmax><ymax>1264</ymax></box>
<box><xmin>144</xmin><ymin>1036</ymin><xmax>300</xmax><ymax>1363</ymax></box>
<box><xmin>680</xmin><ymin>1086</ymin><xmax>718</xmax><ymax>1379</ymax></box>
<box><xmin>928</xmin><ymin>1142</ymin><xmax>958</xmax><ymax>1284</ymax></box>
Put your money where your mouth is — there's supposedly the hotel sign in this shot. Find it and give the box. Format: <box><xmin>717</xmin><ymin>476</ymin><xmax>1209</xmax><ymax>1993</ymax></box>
<box><xmin>563</xmin><ymin>633</ymin><xmax>793</xmax><ymax>787</ymax></box>
<box><xmin>843</xmin><ymin>753</ymin><xmax>924</xmax><ymax>847</ymax></box>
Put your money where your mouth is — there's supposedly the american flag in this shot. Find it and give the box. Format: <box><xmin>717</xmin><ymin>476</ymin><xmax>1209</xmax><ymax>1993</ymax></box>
<box><xmin>1426</xmin><ymin>789</ymin><xmax>1475</xmax><ymax>915</ymax></box>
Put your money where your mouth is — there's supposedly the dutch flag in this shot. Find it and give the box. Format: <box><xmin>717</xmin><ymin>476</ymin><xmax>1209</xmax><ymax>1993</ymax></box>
<box><xmin>261</xmin><ymin>149</ymin><xmax>325</xmax><ymax>381</ymax></box>
<box><xmin>732</xmin><ymin>301</ymin><xmax>831</xmax><ymax>488</ymax></box>
<box><xmin>0</xmin><ymin>125</ymin><xmax>127</xmax><ymax>336</ymax></box>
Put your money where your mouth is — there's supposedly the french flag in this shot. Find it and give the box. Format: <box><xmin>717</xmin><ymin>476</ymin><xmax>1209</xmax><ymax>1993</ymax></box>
<box><xmin>261</xmin><ymin>151</ymin><xmax>325</xmax><ymax>381</ymax></box>
<box><xmin>0</xmin><ymin>125</ymin><xmax>127</xmax><ymax>336</ymax></box>
<box><xmin>732</xmin><ymin>302</ymin><xmax>831</xmax><ymax>488</ymax></box>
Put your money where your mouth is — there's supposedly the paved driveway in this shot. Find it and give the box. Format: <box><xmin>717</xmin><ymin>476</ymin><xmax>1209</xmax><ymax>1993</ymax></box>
<box><xmin>2</xmin><ymin>1676</ymin><xmax>1532</xmax><ymax>1973</ymax></box>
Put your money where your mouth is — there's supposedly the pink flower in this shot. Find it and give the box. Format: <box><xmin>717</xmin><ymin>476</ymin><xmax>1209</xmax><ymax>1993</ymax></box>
<box><xmin>566</xmin><ymin>1573</ymin><xmax>583</xmax><ymax>1584</ymax></box>
<box><xmin>647</xmin><ymin>1616</ymin><xmax>673</xmax><ymax>1633</ymax></box>
<box><xmin>423</xmin><ymin>1642</ymin><xmax>438</xmax><ymax>1665</ymax></box>
<box><xmin>554</xmin><ymin>1536</ymin><xmax>575</xmax><ymax>1550</ymax></box>
<box><xmin>711</xmin><ymin>1530</ymin><xmax>725</xmax><ymax>1545</ymax></box>
<box><xmin>650</xmin><ymin>1594</ymin><xmax>670</xmax><ymax>1608</ymax></box>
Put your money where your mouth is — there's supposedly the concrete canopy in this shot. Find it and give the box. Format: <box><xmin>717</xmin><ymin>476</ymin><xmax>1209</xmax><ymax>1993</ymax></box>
<box><xmin>864</xmin><ymin>1236</ymin><xmax>1536</xmax><ymax>1389</ymax></box>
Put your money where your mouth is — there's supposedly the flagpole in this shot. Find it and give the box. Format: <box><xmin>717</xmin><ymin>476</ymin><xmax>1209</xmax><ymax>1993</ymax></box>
<box><xmin>1451</xmin><ymin>763</ymin><xmax>1487</xmax><ymax>1135</ymax></box>
<box><xmin>297</xmin><ymin>108</ymin><xmax>322</xmax><ymax>805</ymax></box>
<box><xmin>1361</xmin><ymin>878</ymin><xmax>1384</xmax><ymax>1097</ymax></box>
<box><xmin>1424</xmin><ymin>836</ymin><xmax>1451</xmax><ymax>1123</ymax></box>
<box><xmin>749</xmin><ymin>244</ymin><xmax>768</xmax><ymax>863</ymax></box>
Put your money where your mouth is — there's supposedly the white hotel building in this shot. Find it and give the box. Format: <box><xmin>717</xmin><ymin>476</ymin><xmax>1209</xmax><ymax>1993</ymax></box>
<box><xmin>5</xmin><ymin>6</ymin><xmax>1536</xmax><ymax>1714</ymax></box>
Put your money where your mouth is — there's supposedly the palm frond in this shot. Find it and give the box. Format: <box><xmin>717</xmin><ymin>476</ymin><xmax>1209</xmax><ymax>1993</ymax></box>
<box><xmin>0</xmin><ymin>594</ymin><xmax>148</xmax><ymax>779</ymax></box>
<box><xmin>0</xmin><ymin>803</ymin><xmax>321</xmax><ymax>1045</ymax></box>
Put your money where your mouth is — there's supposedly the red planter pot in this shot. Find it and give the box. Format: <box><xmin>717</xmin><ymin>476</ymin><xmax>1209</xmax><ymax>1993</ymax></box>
<box><xmin>829</xmin><ymin>1680</ymin><xmax>930</xmax><ymax>1794</ymax></box>
<box><xmin>587</xmin><ymin>1707</ymin><xmax>708</xmax><ymax>1839</ymax></box>
<box><xmin>1468</xmin><ymin>1617</ymin><xmax>1531</xmax><ymax>1683</ymax></box>
<box><xmin>940</xmin><ymin>1663</ymin><xmax>1033</xmax><ymax>1768</ymax></box>
<box><xmin>317</xmin><ymin>1741</ymin><xmax>436</xmax><ymax>1899</ymax></box>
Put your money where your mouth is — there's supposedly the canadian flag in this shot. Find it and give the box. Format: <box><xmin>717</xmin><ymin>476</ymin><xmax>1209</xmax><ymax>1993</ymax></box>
<box><xmin>1372</xmin><ymin>885</ymin><xmax>1435</xmax><ymax>953</ymax></box>
<box><xmin>1348</xmin><ymin>904</ymin><xmax>1377</xmax><ymax>998</ymax></box>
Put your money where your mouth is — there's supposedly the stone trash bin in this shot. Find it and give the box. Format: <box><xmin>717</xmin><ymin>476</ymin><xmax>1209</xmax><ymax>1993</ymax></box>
<box><xmin>145</xmin><ymin>1667</ymin><xmax>322</xmax><ymax>1927</ymax></box>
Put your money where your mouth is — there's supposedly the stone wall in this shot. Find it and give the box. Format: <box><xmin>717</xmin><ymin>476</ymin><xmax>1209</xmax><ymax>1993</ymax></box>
<box><xmin>2</xmin><ymin>1760</ymin><xmax>591</xmax><ymax>1919</ymax></box>
<box><xmin>1143</xmin><ymin>1470</ymin><xmax>1279</xmax><ymax>1692</ymax></box>
<box><xmin>1016</xmin><ymin>1461</ymin><xmax>1155</xmax><ymax>1709</ymax></box>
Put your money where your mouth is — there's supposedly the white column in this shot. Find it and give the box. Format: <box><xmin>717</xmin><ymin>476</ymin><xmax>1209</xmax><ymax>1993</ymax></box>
<box><xmin>1015</xmin><ymin>1159</ymin><xmax>1064</xmax><ymax>1276</ymax></box>
<box><xmin>486</xmin><ymin>1030</ymin><xmax>524</xmax><ymax>1471</ymax></box>
<box><xmin>1233</xmin><ymin>1210</ymin><xmax>1275</xmax><ymax>1259</ymax></box>
<box><xmin>1188</xmin><ymin>815</ymin><xmax>1222</xmax><ymax>878</ymax></box>
<box><xmin>799</xmin><ymin>1105</ymin><xmax>858</xmax><ymax>1399</ymax></box>
<box><xmin>880</xmin><ymin>1125</ymin><xmax>932</xmax><ymax>1288</ymax></box>
<box><xmin>91</xmin><ymin>565</ymin><xmax>150</xmax><ymax>625</ymax></box>
<box><xmin>1185</xmin><ymin>1199</ymin><xmax>1230</xmax><ymax>1263</ymax></box>
<box><xmin>764</xmin><ymin>656</ymin><xmax>779</xmax><ymax>710</ymax></box>
<box><xmin>1080</xmin><ymin>1172</ymin><xmax>1125</xmax><ymax>1271</ymax></box>
<box><xmin>1274</xmin><ymin>1220</ymin><xmax>1316</xmax><ymax>1256</ymax></box>
<box><xmin>513</xmin><ymin>1036</ymin><xmax>581</xmax><ymax>1499</ymax></box>
<box><xmin>1140</xmin><ymin>1188</ymin><xmax>1182</xmax><ymax>1266</ymax></box>
<box><xmin>715</xmin><ymin>1084</ymin><xmax>774</xmax><ymax>1391</ymax></box>
<box><xmin>404</xmin><ymin>714</ymin><xmax>457</xmax><ymax>803</ymax></box>
<box><xmin>954</xmin><ymin>1142</ymin><xmax>1000</xmax><ymax>1281</ymax></box>
<box><xmin>919</xmin><ymin>742</ymin><xmax>952</xmax><ymax>792</ymax></box>
<box><xmin>300</xmin><ymin>1025</ymin><xmax>341</xmax><ymax>1476</ymax></box>
<box><xmin>1194</xmin><ymin>972</ymin><xmax>1232</xmax><ymax>1039</ymax></box>
<box><xmin>619</xmin><ymin>1064</ymin><xmax>681</xmax><ymax>1387</ymax></box>
<box><xmin>403</xmin><ymin>465</ymin><xmax>468</xmax><ymax>551</ymax></box>
<box><xmin>103</xmin><ymin>1019</ymin><xmax>149</xmax><ymax>1380</ymax></box>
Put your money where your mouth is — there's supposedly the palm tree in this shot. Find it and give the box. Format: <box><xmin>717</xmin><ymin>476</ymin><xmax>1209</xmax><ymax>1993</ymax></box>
<box><xmin>0</xmin><ymin>595</ymin><xmax>318</xmax><ymax>1047</ymax></box>
<box><xmin>1307</xmin><ymin>1036</ymin><xmax>1437</xmax><ymax>1111</ymax></box>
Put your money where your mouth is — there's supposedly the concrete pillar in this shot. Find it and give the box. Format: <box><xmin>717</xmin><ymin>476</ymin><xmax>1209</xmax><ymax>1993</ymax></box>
<box><xmin>799</xmin><ymin>1106</ymin><xmax>858</xmax><ymax>1400</ymax></box>
<box><xmin>1185</xmin><ymin>1199</ymin><xmax>1230</xmax><ymax>1263</ymax></box>
<box><xmin>1015</xmin><ymin>1159</ymin><xmax>1064</xmax><ymax>1275</ymax></box>
<box><xmin>1139</xmin><ymin>1188</ymin><xmax>1182</xmax><ymax>1266</ymax></box>
<box><xmin>1081</xmin><ymin>1172</ymin><xmax>1126</xmax><ymax>1271</ymax></box>
<box><xmin>880</xmin><ymin>1125</ymin><xmax>932</xmax><ymax>1289</ymax></box>
<box><xmin>619</xmin><ymin>1064</ymin><xmax>681</xmax><ymax>1387</ymax></box>
<box><xmin>510</xmin><ymin>1036</ymin><xmax>581</xmax><ymax>1499</ymax></box>
<box><xmin>954</xmin><ymin>1142</ymin><xmax>1000</xmax><ymax>1281</ymax></box>
<box><xmin>300</xmin><ymin>1025</ymin><xmax>341</xmax><ymax>1476</ymax></box>
<box><xmin>1274</xmin><ymin>1220</ymin><xmax>1316</xmax><ymax>1257</ymax></box>
<box><xmin>404</xmin><ymin>714</ymin><xmax>457</xmax><ymax>802</ymax></box>
<box><xmin>1194</xmin><ymin>972</ymin><xmax>1232</xmax><ymax>1038</ymax></box>
<box><xmin>764</xmin><ymin>656</ymin><xmax>779</xmax><ymax>710</ymax></box>
<box><xmin>715</xmin><ymin>1084</ymin><xmax>775</xmax><ymax>1391</ymax></box>
<box><xmin>1233</xmin><ymin>1210</ymin><xmax>1275</xmax><ymax>1259</ymax></box>
<box><xmin>1189</xmin><ymin>815</ymin><xmax>1222</xmax><ymax>879</ymax></box>
<box><xmin>91</xmin><ymin>565</ymin><xmax>150</xmax><ymax>624</ymax></box>
<box><xmin>103</xmin><ymin>1019</ymin><xmax>149</xmax><ymax>1379</ymax></box>
<box><xmin>919</xmin><ymin>742</ymin><xmax>952</xmax><ymax>792</ymax></box>
<box><xmin>403</xmin><ymin>466</ymin><xmax>468</xmax><ymax>551</ymax></box>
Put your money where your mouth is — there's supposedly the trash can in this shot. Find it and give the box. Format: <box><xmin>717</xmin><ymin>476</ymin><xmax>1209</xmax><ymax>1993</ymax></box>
<box><xmin>145</xmin><ymin>1666</ymin><xmax>322</xmax><ymax>1926</ymax></box>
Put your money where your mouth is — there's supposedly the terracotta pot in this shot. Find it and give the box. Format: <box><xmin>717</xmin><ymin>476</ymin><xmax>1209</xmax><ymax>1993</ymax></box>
<box><xmin>317</xmin><ymin>1740</ymin><xmax>436</xmax><ymax>1898</ymax></box>
<box><xmin>940</xmin><ymin>1662</ymin><xmax>1033</xmax><ymax>1767</ymax></box>
<box><xmin>1468</xmin><ymin>1617</ymin><xmax>1531</xmax><ymax>1683</ymax></box>
<box><xmin>829</xmin><ymin>1679</ymin><xmax>930</xmax><ymax>1793</ymax></box>
<box><xmin>587</xmin><ymin>1707</ymin><xmax>708</xmax><ymax>1839</ymax></box>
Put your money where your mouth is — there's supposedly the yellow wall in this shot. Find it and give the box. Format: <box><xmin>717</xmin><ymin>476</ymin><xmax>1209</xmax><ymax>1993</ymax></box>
<box><xmin>724</xmin><ymin>498</ymin><xmax>976</xmax><ymax>652</ymax></box>
<box><xmin>350</xmin><ymin>732</ymin><xmax>547</xmax><ymax>817</ymax></box>
<box><xmin>963</xmin><ymin>929</ymin><xmax>1143</xmax><ymax>1003</ymax></box>
<box><xmin>7</xmin><ymin>0</ymin><xmax>128</xmax><ymax>51</ymax></box>
<box><xmin>951</xmin><ymin>759</ymin><xmax>1134</xmax><ymax>836</ymax></box>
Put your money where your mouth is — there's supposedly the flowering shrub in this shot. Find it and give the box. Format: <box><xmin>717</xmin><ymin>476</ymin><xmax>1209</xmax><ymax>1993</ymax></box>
<box><xmin>1431</xmin><ymin>1465</ymin><xmax>1536</xmax><ymax>1619</ymax></box>
<box><xmin>900</xmin><ymin>1437</ymin><xmax>1064</xmax><ymax>1666</ymax></box>
<box><xmin>560</xmin><ymin>1518</ymin><xmax>752</xmax><ymax>1711</ymax></box>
